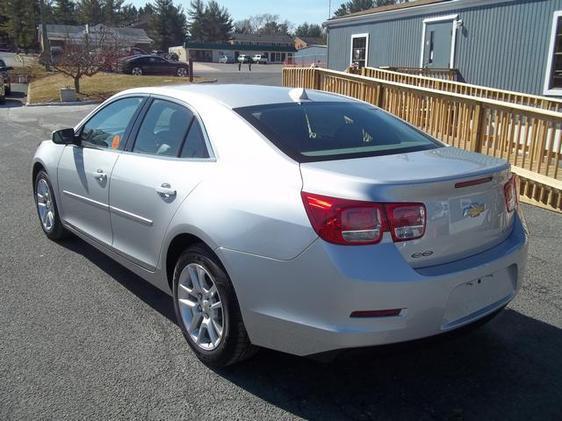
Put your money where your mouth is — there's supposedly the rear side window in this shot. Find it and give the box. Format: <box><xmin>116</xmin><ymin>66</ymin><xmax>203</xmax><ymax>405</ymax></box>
<box><xmin>133</xmin><ymin>99</ymin><xmax>193</xmax><ymax>156</ymax></box>
<box><xmin>180</xmin><ymin>119</ymin><xmax>210</xmax><ymax>159</ymax></box>
<box><xmin>235</xmin><ymin>102</ymin><xmax>441</xmax><ymax>162</ymax></box>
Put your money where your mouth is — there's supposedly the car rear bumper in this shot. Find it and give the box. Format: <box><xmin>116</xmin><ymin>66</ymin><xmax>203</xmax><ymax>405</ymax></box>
<box><xmin>218</xmin><ymin>211</ymin><xmax>528</xmax><ymax>356</ymax></box>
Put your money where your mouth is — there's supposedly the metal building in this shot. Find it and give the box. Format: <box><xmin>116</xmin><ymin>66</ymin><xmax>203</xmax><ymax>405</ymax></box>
<box><xmin>325</xmin><ymin>0</ymin><xmax>562</xmax><ymax>96</ymax></box>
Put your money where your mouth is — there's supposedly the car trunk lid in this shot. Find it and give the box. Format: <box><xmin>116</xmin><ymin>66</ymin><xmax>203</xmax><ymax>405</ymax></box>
<box><xmin>300</xmin><ymin>147</ymin><xmax>514</xmax><ymax>267</ymax></box>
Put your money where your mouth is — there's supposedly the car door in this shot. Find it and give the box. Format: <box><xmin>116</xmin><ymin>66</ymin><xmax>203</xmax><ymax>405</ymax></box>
<box><xmin>109</xmin><ymin>97</ymin><xmax>214</xmax><ymax>270</ymax></box>
<box><xmin>57</xmin><ymin>96</ymin><xmax>146</xmax><ymax>246</ymax></box>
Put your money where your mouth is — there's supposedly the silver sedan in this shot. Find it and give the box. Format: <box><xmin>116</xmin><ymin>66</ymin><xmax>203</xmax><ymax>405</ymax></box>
<box><xmin>32</xmin><ymin>85</ymin><xmax>528</xmax><ymax>367</ymax></box>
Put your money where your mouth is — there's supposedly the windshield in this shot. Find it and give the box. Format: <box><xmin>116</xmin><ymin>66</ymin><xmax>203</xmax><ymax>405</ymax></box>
<box><xmin>235</xmin><ymin>102</ymin><xmax>442</xmax><ymax>162</ymax></box>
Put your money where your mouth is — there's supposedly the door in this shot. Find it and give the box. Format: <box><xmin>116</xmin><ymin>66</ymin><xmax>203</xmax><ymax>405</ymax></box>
<box><xmin>57</xmin><ymin>96</ymin><xmax>145</xmax><ymax>245</ymax></box>
<box><xmin>422</xmin><ymin>20</ymin><xmax>453</xmax><ymax>68</ymax></box>
<box><xmin>109</xmin><ymin>98</ymin><xmax>213</xmax><ymax>269</ymax></box>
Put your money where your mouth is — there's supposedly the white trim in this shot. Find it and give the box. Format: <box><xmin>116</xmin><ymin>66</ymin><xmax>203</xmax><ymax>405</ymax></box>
<box><xmin>543</xmin><ymin>10</ymin><xmax>562</xmax><ymax>96</ymax></box>
<box><xmin>350</xmin><ymin>33</ymin><xmax>369</xmax><ymax>67</ymax></box>
<box><xmin>419</xmin><ymin>14</ymin><xmax>459</xmax><ymax>69</ymax></box>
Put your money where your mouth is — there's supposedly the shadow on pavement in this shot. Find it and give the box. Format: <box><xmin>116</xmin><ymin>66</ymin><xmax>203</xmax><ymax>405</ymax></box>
<box><xmin>59</xmin><ymin>236</ymin><xmax>176</xmax><ymax>322</ymax></box>
<box><xmin>59</xmin><ymin>235</ymin><xmax>561</xmax><ymax>420</ymax></box>
<box><xmin>0</xmin><ymin>97</ymin><xmax>24</xmax><ymax>108</ymax></box>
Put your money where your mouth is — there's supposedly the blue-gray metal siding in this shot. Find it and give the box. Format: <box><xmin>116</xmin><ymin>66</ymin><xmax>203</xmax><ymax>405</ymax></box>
<box><xmin>327</xmin><ymin>0</ymin><xmax>562</xmax><ymax>95</ymax></box>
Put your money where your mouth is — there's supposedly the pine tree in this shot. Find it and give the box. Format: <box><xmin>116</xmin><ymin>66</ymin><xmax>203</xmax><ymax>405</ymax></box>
<box><xmin>77</xmin><ymin>0</ymin><xmax>103</xmax><ymax>25</ymax></box>
<box><xmin>53</xmin><ymin>0</ymin><xmax>77</xmax><ymax>25</ymax></box>
<box><xmin>187</xmin><ymin>0</ymin><xmax>232</xmax><ymax>42</ymax></box>
<box><xmin>0</xmin><ymin>0</ymin><xmax>39</xmax><ymax>49</ymax></box>
<box><xmin>102</xmin><ymin>0</ymin><xmax>123</xmax><ymax>26</ymax></box>
<box><xmin>150</xmin><ymin>0</ymin><xmax>187</xmax><ymax>50</ymax></box>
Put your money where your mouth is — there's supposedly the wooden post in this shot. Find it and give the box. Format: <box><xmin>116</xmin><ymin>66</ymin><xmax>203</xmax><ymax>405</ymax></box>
<box><xmin>471</xmin><ymin>102</ymin><xmax>485</xmax><ymax>152</ymax></box>
<box><xmin>188</xmin><ymin>58</ymin><xmax>193</xmax><ymax>82</ymax></box>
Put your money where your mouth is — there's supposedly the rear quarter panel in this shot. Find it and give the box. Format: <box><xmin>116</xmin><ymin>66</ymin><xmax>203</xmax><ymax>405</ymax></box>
<box><xmin>162</xmin><ymin>101</ymin><xmax>317</xmax><ymax>267</ymax></box>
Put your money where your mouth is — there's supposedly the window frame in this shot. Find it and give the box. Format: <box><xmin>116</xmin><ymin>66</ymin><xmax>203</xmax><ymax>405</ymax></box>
<box><xmin>350</xmin><ymin>33</ymin><xmax>369</xmax><ymax>68</ymax></box>
<box><xmin>543</xmin><ymin>10</ymin><xmax>562</xmax><ymax>96</ymax></box>
<box><xmin>124</xmin><ymin>94</ymin><xmax>216</xmax><ymax>161</ymax></box>
<box><xmin>74</xmin><ymin>94</ymin><xmax>148</xmax><ymax>151</ymax></box>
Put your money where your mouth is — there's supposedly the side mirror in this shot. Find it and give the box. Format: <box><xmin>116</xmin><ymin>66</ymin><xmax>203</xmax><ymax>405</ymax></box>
<box><xmin>52</xmin><ymin>128</ymin><xmax>79</xmax><ymax>145</ymax></box>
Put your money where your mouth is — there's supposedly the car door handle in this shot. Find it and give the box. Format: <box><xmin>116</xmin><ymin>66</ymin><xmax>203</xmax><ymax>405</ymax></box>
<box><xmin>94</xmin><ymin>169</ymin><xmax>107</xmax><ymax>182</ymax></box>
<box><xmin>156</xmin><ymin>183</ymin><xmax>176</xmax><ymax>198</ymax></box>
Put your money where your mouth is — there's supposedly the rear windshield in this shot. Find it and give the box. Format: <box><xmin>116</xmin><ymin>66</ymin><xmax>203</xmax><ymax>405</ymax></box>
<box><xmin>235</xmin><ymin>102</ymin><xmax>442</xmax><ymax>162</ymax></box>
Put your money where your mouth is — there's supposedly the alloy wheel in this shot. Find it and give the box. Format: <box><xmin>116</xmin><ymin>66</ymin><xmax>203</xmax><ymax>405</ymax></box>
<box><xmin>177</xmin><ymin>67</ymin><xmax>188</xmax><ymax>77</ymax></box>
<box><xmin>36</xmin><ymin>178</ymin><xmax>55</xmax><ymax>232</ymax></box>
<box><xmin>131</xmin><ymin>67</ymin><xmax>142</xmax><ymax>76</ymax></box>
<box><xmin>177</xmin><ymin>263</ymin><xmax>224</xmax><ymax>351</ymax></box>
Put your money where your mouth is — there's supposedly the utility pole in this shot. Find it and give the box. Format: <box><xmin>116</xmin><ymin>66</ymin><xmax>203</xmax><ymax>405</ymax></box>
<box><xmin>329</xmin><ymin>0</ymin><xmax>332</xmax><ymax>19</ymax></box>
<box><xmin>39</xmin><ymin>0</ymin><xmax>52</xmax><ymax>71</ymax></box>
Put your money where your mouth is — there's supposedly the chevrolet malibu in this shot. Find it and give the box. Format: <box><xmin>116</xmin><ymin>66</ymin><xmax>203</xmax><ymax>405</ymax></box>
<box><xmin>32</xmin><ymin>85</ymin><xmax>528</xmax><ymax>367</ymax></box>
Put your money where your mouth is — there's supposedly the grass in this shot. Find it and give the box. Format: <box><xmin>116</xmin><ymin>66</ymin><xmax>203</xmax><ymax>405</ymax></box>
<box><xmin>28</xmin><ymin>71</ymin><xmax>200</xmax><ymax>104</ymax></box>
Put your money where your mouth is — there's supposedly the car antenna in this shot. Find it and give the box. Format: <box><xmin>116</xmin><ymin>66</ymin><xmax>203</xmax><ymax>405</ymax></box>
<box><xmin>289</xmin><ymin>88</ymin><xmax>310</xmax><ymax>103</ymax></box>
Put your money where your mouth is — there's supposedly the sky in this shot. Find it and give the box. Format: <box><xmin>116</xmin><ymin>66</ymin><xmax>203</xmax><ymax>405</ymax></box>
<box><xmin>129</xmin><ymin>0</ymin><xmax>345</xmax><ymax>26</ymax></box>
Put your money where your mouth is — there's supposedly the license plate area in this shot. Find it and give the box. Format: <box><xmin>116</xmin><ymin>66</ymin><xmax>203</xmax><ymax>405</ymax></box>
<box><xmin>442</xmin><ymin>269</ymin><xmax>515</xmax><ymax>329</ymax></box>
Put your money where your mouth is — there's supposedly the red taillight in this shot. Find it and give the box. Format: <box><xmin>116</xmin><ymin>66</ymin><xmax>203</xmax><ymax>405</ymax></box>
<box><xmin>503</xmin><ymin>174</ymin><xmax>518</xmax><ymax>213</ymax></box>
<box><xmin>301</xmin><ymin>192</ymin><xmax>386</xmax><ymax>245</ymax></box>
<box><xmin>385</xmin><ymin>203</ymin><xmax>426</xmax><ymax>242</ymax></box>
<box><xmin>301</xmin><ymin>192</ymin><xmax>426</xmax><ymax>245</ymax></box>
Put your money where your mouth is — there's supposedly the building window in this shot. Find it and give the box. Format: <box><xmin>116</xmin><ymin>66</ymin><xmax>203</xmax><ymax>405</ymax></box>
<box><xmin>545</xmin><ymin>11</ymin><xmax>562</xmax><ymax>95</ymax></box>
<box><xmin>350</xmin><ymin>33</ymin><xmax>368</xmax><ymax>68</ymax></box>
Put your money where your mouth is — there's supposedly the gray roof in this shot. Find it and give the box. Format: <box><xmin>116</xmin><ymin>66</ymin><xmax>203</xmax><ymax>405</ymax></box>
<box><xmin>42</xmin><ymin>24</ymin><xmax>152</xmax><ymax>44</ymax></box>
<box><xmin>230</xmin><ymin>33</ymin><xmax>294</xmax><ymax>45</ymax></box>
<box><xmin>296</xmin><ymin>36</ymin><xmax>325</xmax><ymax>46</ymax></box>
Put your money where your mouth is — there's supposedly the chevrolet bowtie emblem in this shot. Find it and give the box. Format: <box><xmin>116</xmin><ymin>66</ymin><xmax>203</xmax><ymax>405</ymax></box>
<box><xmin>463</xmin><ymin>202</ymin><xmax>486</xmax><ymax>218</ymax></box>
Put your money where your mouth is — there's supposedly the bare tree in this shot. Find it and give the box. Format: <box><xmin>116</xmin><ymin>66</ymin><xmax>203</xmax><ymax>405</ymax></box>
<box><xmin>53</xmin><ymin>26</ymin><xmax>121</xmax><ymax>93</ymax></box>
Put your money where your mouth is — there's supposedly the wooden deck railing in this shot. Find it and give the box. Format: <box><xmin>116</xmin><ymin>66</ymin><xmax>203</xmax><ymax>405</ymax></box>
<box><xmin>282</xmin><ymin>67</ymin><xmax>562</xmax><ymax>213</ymax></box>
<box><xmin>379</xmin><ymin>66</ymin><xmax>459</xmax><ymax>81</ymax></box>
<box><xmin>361</xmin><ymin>66</ymin><xmax>562</xmax><ymax>112</ymax></box>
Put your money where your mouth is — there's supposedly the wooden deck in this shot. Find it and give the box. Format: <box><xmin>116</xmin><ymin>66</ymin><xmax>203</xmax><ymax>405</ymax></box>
<box><xmin>283</xmin><ymin>67</ymin><xmax>562</xmax><ymax>213</ymax></box>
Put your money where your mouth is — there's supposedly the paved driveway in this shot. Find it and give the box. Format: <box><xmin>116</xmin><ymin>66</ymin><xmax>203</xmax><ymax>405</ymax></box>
<box><xmin>193</xmin><ymin>62</ymin><xmax>283</xmax><ymax>86</ymax></box>
<box><xmin>0</xmin><ymin>104</ymin><xmax>561</xmax><ymax>420</ymax></box>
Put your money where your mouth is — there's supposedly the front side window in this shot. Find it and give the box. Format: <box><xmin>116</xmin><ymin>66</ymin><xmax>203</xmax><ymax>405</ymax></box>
<box><xmin>79</xmin><ymin>97</ymin><xmax>143</xmax><ymax>149</ymax></box>
<box><xmin>546</xmin><ymin>12</ymin><xmax>562</xmax><ymax>92</ymax></box>
<box><xmin>132</xmin><ymin>99</ymin><xmax>193</xmax><ymax>156</ymax></box>
<box><xmin>351</xmin><ymin>34</ymin><xmax>368</xmax><ymax>68</ymax></box>
<box><xmin>235</xmin><ymin>102</ymin><xmax>441</xmax><ymax>162</ymax></box>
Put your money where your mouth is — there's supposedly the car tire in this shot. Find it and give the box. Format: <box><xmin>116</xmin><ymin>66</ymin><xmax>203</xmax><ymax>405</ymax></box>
<box><xmin>131</xmin><ymin>67</ymin><xmax>142</xmax><ymax>76</ymax></box>
<box><xmin>34</xmin><ymin>170</ymin><xmax>68</xmax><ymax>241</ymax></box>
<box><xmin>176</xmin><ymin>67</ymin><xmax>188</xmax><ymax>77</ymax></box>
<box><xmin>172</xmin><ymin>244</ymin><xmax>256</xmax><ymax>368</ymax></box>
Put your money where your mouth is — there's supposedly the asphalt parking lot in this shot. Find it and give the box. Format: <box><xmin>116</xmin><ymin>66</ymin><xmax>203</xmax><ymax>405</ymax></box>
<box><xmin>0</xmin><ymin>102</ymin><xmax>561</xmax><ymax>420</ymax></box>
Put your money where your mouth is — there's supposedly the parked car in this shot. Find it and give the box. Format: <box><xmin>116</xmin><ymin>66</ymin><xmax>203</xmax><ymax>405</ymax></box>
<box><xmin>252</xmin><ymin>54</ymin><xmax>268</xmax><ymax>64</ymax></box>
<box><xmin>119</xmin><ymin>55</ymin><xmax>189</xmax><ymax>77</ymax></box>
<box><xmin>0</xmin><ymin>58</ymin><xmax>13</xmax><ymax>95</ymax></box>
<box><xmin>218</xmin><ymin>55</ymin><xmax>230</xmax><ymax>64</ymax></box>
<box><xmin>237</xmin><ymin>54</ymin><xmax>251</xmax><ymax>63</ymax></box>
<box><xmin>32</xmin><ymin>85</ymin><xmax>528</xmax><ymax>368</ymax></box>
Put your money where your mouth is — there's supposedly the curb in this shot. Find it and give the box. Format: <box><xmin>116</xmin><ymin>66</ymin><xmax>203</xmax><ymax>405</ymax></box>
<box><xmin>26</xmin><ymin>99</ymin><xmax>101</xmax><ymax>107</ymax></box>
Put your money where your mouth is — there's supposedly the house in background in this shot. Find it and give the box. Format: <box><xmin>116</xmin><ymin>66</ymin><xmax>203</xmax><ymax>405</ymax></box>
<box><xmin>185</xmin><ymin>33</ymin><xmax>297</xmax><ymax>63</ymax></box>
<box><xmin>38</xmin><ymin>24</ymin><xmax>152</xmax><ymax>52</ymax></box>
<box><xmin>294</xmin><ymin>36</ymin><xmax>325</xmax><ymax>50</ymax></box>
<box><xmin>294</xmin><ymin>45</ymin><xmax>327</xmax><ymax>67</ymax></box>
<box><xmin>325</xmin><ymin>0</ymin><xmax>562</xmax><ymax>96</ymax></box>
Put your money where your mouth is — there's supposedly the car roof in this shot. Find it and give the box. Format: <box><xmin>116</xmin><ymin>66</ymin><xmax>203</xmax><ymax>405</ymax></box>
<box><xmin>120</xmin><ymin>84</ymin><xmax>351</xmax><ymax>109</ymax></box>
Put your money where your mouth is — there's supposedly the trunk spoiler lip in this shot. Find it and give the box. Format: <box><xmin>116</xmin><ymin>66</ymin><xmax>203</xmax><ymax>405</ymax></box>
<box><xmin>300</xmin><ymin>162</ymin><xmax>511</xmax><ymax>187</ymax></box>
